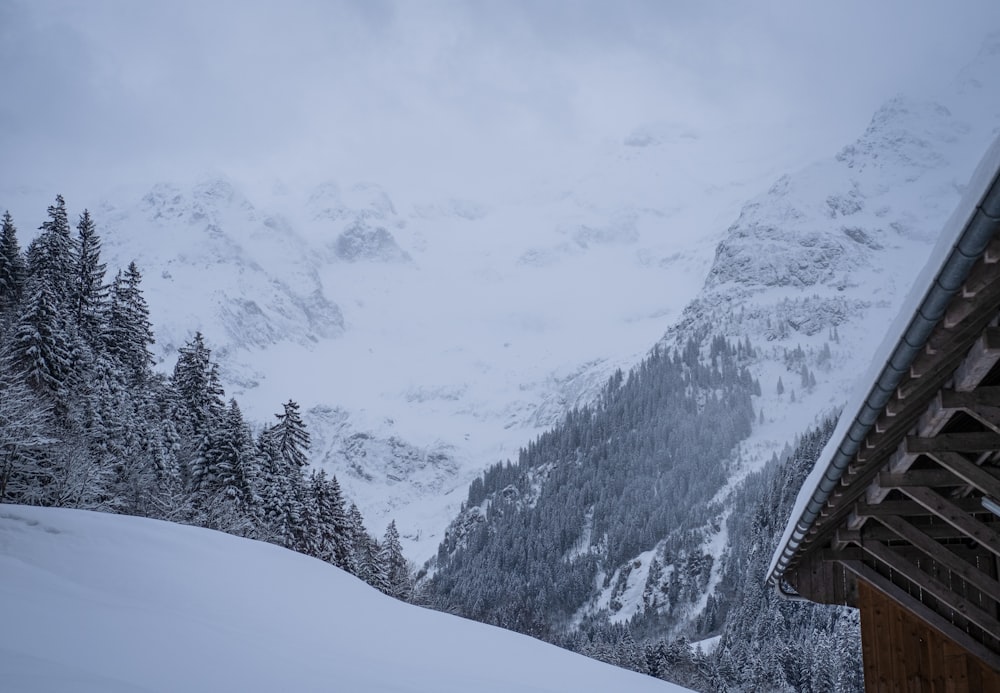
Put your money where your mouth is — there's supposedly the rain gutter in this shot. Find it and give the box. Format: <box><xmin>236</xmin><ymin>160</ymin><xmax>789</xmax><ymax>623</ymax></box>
<box><xmin>767</xmin><ymin>147</ymin><xmax>1000</xmax><ymax>589</ymax></box>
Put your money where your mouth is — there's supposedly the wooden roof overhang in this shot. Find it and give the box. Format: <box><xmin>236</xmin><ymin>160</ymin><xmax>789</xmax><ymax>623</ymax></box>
<box><xmin>767</xmin><ymin>139</ymin><xmax>1000</xmax><ymax>671</ymax></box>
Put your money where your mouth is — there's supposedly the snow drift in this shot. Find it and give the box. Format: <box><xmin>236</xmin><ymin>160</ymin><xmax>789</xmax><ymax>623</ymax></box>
<box><xmin>0</xmin><ymin>505</ymin><xmax>688</xmax><ymax>692</ymax></box>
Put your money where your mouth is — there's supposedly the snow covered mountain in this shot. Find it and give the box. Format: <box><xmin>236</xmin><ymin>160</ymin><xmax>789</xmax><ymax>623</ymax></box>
<box><xmin>0</xmin><ymin>503</ymin><xmax>690</xmax><ymax>693</ymax></box>
<box><xmin>2</xmin><ymin>106</ymin><xmax>800</xmax><ymax>561</ymax></box>
<box><xmin>425</xmin><ymin>35</ymin><xmax>1000</xmax><ymax>640</ymax></box>
<box><xmin>5</xmin><ymin>40</ymin><xmax>998</xmax><ymax>580</ymax></box>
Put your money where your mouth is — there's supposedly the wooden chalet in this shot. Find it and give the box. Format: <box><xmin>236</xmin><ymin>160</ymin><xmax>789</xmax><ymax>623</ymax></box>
<box><xmin>767</xmin><ymin>137</ymin><xmax>1000</xmax><ymax>692</ymax></box>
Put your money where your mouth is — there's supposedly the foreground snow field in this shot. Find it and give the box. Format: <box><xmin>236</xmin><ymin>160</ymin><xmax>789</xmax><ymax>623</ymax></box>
<box><xmin>0</xmin><ymin>505</ymin><xmax>689</xmax><ymax>693</ymax></box>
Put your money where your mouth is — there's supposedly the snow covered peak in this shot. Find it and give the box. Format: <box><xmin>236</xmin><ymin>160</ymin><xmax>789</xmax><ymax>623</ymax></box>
<box><xmin>306</xmin><ymin>180</ymin><xmax>397</xmax><ymax>224</ymax></box>
<box><xmin>836</xmin><ymin>96</ymin><xmax>966</xmax><ymax>173</ymax></box>
<box><xmin>100</xmin><ymin>180</ymin><xmax>343</xmax><ymax>358</ymax></box>
<box><xmin>704</xmin><ymin>88</ymin><xmax>989</xmax><ymax>297</ymax></box>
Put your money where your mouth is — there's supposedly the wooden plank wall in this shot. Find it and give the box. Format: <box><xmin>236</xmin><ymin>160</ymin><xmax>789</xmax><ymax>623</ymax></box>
<box><xmin>786</xmin><ymin>554</ymin><xmax>858</xmax><ymax>606</ymax></box>
<box><xmin>859</xmin><ymin>580</ymin><xmax>1000</xmax><ymax>692</ymax></box>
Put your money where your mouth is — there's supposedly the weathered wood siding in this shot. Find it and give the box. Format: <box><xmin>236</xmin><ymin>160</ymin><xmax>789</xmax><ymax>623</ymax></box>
<box><xmin>859</xmin><ymin>580</ymin><xmax>1000</xmax><ymax>692</ymax></box>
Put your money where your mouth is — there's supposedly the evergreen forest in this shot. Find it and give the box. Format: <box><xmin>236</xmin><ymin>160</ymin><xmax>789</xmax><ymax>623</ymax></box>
<box><xmin>0</xmin><ymin>197</ymin><xmax>412</xmax><ymax>600</ymax></box>
<box><xmin>425</xmin><ymin>342</ymin><xmax>864</xmax><ymax>690</ymax></box>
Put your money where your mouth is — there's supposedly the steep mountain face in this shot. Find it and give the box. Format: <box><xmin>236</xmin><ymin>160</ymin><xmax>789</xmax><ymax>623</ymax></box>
<box><xmin>425</xmin><ymin>38</ymin><xmax>1000</xmax><ymax>655</ymax></box>
<box><xmin>97</xmin><ymin>178</ymin><xmax>343</xmax><ymax>357</ymax></box>
<box><xmin>23</xmin><ymin>139</ymin><xmax>751</xmax><ymax>558</ymax></box>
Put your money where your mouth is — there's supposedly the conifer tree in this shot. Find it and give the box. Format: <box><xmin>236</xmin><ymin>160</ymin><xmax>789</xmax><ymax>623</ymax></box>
<box><xmin>171</xmin><ymin>332</ymin><xmax>224</xmax><ymax>435</ymax></box>
<box><xmin>361</xmin><ymin>535</ymin><xmax>390</xmax><ymax>594</ymax></box>
<box><xmin>71</xmin><ymin>210</ymin><xmax>108</xmax><ymax>345</ymax></box>
<box><xmin>346</xmin><ymin>502</ymin><xmax>370</xmax><ymax>576</ymax></box>
<box><xmin>0</xmin><ymin>211</ymin><xmax>25</xmax><ymax>314</ymax></box>
<box><xmin>306</xmin><ymin>469</ymin><xmax>352</xmax><ymax>569</ymax></box>
<box><xmin>29</xmin><ymin>195</ymin><xmax>76</xmax><ymax>307</ymax></box>
<box><xmin>105</xmin><ymin>262</ymin><xmax>154</xmax><ymax>382</ymax></box>
<box><xmin>381</xmin><ymin>519</ymin><xmax>411</xmax><ymax>600</ymax></box>
<box><xmin>256</xmin><ymin>427</ymin><xmax>306</xmax><ymax>548</ymax></box>
<box><xmin>271</xmin><ymin>399</ymin><xmax>310</xmax><ymax>470</ymax></box>
<box><xmin>13</xmin><ymin>276</ymin><xmax>74</xmax><ymax>406</ymax></box>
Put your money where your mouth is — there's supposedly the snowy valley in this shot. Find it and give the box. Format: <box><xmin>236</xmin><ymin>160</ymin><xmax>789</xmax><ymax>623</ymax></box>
<box><xmin>3</xmin><ymin>5</ymin><xmax>1000</xmax><ymax>689</ymax></box>
<box><xmin>4</xmin><ymin>114</ymin><xmax>798</xmax><ymax>560</ymax></box>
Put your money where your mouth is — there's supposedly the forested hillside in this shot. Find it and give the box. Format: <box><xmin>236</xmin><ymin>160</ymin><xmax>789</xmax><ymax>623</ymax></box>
<box><xmin>427</xmin><ymin>388</ymin><xmax>862</xmax><ymax>690</ymax></box>
<box><xmin>0</xmin><ymin>197</ymin><xmax>411</xmax><ymax>599</ymax></box>
<box><xmin>710</xmin><ymin>420</ymin><xmax>862</xmax><ymax>692</ymax></box>
<box><xmin>426</xmin><ymin>334</ymin><xmax>757</xmax><ymax>638</ymax></box>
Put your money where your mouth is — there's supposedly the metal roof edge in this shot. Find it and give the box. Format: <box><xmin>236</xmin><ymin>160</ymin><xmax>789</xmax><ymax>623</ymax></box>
<box><xmin>766</xmin><ymin>133</ymin><xmax>1000</xmax><ymax>587</ymax></box>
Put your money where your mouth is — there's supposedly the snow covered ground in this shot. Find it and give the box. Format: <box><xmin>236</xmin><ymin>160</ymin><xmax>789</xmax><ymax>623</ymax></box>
<box><xmin>0</xmin><ymin>504</ymin><xmax>690</xmax><ymax>692</ymax></box>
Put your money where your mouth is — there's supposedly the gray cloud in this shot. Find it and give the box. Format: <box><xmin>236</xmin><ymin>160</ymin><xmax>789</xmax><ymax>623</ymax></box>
<box><xmin>2</xmin><ymin>0</ymin><xmax>999</xmax><ymax>205</ymax></box>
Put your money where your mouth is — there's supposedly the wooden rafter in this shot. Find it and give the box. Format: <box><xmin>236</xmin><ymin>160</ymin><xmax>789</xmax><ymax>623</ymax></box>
<box><xmin>794</xmin><ymin>297</ymin><xmax>1000</xmax><ymax>557</ymax></box>
<box><xmin>862</xmin><ymin>514</ymin><xmax>1000</xmax><ymax>605</ymax></box>
<box><xmin>906</xmin><ymin>432</ymin><xmax>1000</xmax><ymax>454</ymax></box>
<box><xmin>858</xmin><ymin>539</ymin><xmax>1000</xmax><ymax>638</ymax></box>
<box><xmin>855</xmin><ymin>498</ymin><xmax>988</xmax><ymax>517</ymax></box>
<box><xmin>921</xmin><ymin>449</ymin><xmax>1000</xmax><ymax>500</ymax></box>
<box><xmin>879</xmin><ymin>469</ymin><xmax>968</xmax><ymax>488</ymax></box>
<box><xmin>896</xmin><ymin>486</ymin><xmax>1000</xmax><ymax>558</ymax></box>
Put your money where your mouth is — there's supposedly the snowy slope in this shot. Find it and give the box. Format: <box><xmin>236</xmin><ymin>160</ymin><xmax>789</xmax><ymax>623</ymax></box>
<box><xmin>0</xmin><ymin>504</ymin><xmax>689</xmax><ymax>693</ymax></box>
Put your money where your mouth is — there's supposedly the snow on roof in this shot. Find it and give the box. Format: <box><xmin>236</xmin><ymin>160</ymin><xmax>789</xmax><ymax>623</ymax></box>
<box><xmin>767</xmin><ymin>132</ymin><xmax>1000</xmax><ymax>585</ymax></box>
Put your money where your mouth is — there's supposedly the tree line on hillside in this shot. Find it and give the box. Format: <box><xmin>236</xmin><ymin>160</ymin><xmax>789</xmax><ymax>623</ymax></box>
<box><xmin>425</xmin><ymin>332</ymin><xmax>758</xmax><ymax>640</ymax></box>
<box><xmin>545</xmin><ymin>421</ymin><xmax>863</xmax><ymax>691</ymax></box>
<box><xmin>423</xmin><ymin>311</ymin><xmax>863</xmax><ymax>690</ymax></box>
<box><xmin>0</xmin><ymin>197</ymin><xmax>412</xmax><ymax>600</ymax></box>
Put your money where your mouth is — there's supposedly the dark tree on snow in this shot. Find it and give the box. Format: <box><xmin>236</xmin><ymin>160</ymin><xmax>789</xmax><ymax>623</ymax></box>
<box><xmin>271</xmin><ymin>399</ymin><xmax>310</xmax><ymax>470</ymax></box>
<box><xmin>105</xmin><ymin>262</ymin><xmax>154</xmax><ymax>382</ymax></box>
<box><xmin>0</xmin><ymin>211</ymin><xmax>25</xmax><ymax>313</ymax></box>
<box><xmin>71</xmin><ymin>209</ymin><xmax>108</xmax><ymax>346</ymax></box>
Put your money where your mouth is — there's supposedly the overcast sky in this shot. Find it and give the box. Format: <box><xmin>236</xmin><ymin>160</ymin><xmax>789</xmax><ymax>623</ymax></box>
<box><xmin>2</xmin><ymin>0</ymin><xmax>1000</xmax><ymax>204</ymax></box>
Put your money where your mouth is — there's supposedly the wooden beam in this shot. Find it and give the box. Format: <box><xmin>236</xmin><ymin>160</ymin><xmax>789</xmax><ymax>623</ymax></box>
<box><xmin>880</xmin><ymin>469</ymin><xmax>967</xmax><ymax>488</ymax></box>
<box><xmin>901</xmin><ymin>278</ymin><xmax>1000</xmax><ymax>400</ymax></box>
<box><xmin>862</xmin><ymin>523</ymin><xmax>983</xmax><ymax>542</ymax></box>
<box><xmin>869</xmin><ymin>514</ymin><xmax>1000</xmax><ymax>604</ymax></box>
<box><xmin>818</xmin><ymin>547</ymin><xmax>864</xmax><ymax>562</ymax></box>
<box><xmin>840</xmin><ymin>560</ymin><xmax>1000</xmax><ymax>673</ymax></box>
<box><xmin>941</xmin><ymin>387</ymin><xmax>1000</xmax><ymax>409</ymax></box>
<box><xmin>900</xmin><ymin>486</ymin><xmax>1000</xmax><ymax>559</ymax></box>
<box><xmin>923</xmin><ymin>450</ymin><xmax>1000</xmax><ymax>500</ymax></box>
<box><xmin>964</xmin><ymin>405</ymin><xmax>1000</xmax><ymax>435</ymax></box>
<box><xmin>945</xmin><ymin>284</ymin><xmax>1000</xmax><ymax>330</ymax></box>
<box><xmin>860</xmin><ymin>539</ymin><xmax>1000</xmax><ymax>639</ymax></box>
<box><xmin>856</xmin><ymin>498</ymin><xmax>989</xmax><ymax>517</ymax></box>
<box><xmin>906</xmin><ymin>432</ymin><xmax>1000</xmax><ymax>454</ymax></box>
<box><xmin>952</xmin><ymin>328</ymin><xmax>1000</xmax><ymax>390</ymax></box>
<box><xmin>795</xmin><ymin>282</ymin><xmax>1000</xmax><ymax>561</ymax></box>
